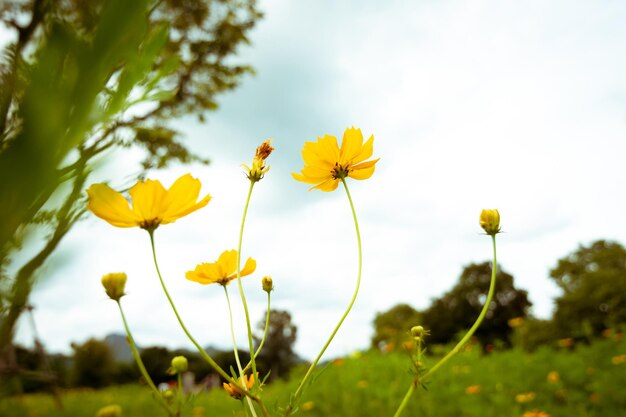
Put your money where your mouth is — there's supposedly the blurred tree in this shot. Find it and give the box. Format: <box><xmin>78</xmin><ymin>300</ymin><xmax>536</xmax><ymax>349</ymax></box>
<box><xmin>254</xmin><ymin>309</ymin><xmax>298</xmax><ymax>380</ymax></box>
<box><xmin>550</xmin><ymin>240</ymin><xmax>626</xmax><ymax>338</ymax></box>
<box><xmin>371</xmin><ymin>303</ymin><xmax>421</xmax><ymax>351</ymax></box>
<box><xmin>140</xmin><ymin>346</ymin><xmax>174</xmax><ymax>385</ymax></box>
<box><xmin>71</xmin><ymin>338</ymin><xmax>114</xmax><ymax>388</ymax></box>
<box><xmin>509</xmin><ymin>317</ymin><xmax>557</xmax><ymax>351</ymax></box>
<box><xmin>421</xmin><ymin>262</ymin><xmax>531</xmax><ymax>347</ymax></box>
<box><xmin>0</xmin><ymin>0</ymin><xmax>261</xmax><ymax>385</ymax></box>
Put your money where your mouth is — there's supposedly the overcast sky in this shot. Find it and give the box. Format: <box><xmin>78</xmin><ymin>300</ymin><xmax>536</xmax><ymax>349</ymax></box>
<box><xmin>11</xmin><ymin>0</ymin><xmax>626</xmax><ymax>361</ymax></box>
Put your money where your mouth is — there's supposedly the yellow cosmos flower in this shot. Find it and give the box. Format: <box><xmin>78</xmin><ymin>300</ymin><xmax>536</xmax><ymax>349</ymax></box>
<box><xmin>86</xmin><ymin>173</ymin><xmax>211</xmax><ymax>230</ymax></box>
<box><xmin>223</xmin><ymin>373</ymin><xmax>255</xmax><ymax>399</ymax></box>
<box><xmin>292</xmin><ymin>127</ymin><xmax>380</xmax><ymax>192</ymax></box>
<box><xmin>186</xmin><ymin>250</ymin><xmax>256</xmax><ymax>286</ymax></box>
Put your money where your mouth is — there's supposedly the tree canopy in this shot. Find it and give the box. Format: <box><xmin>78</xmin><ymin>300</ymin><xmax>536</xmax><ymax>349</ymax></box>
<box><xmin>0</xmin><ymin>0</ymin><xmax>261</xmax><ymax>386</ymax></box>
<box><xmin>421</xmin><ymin>262</ymin><xmax>531</xmax><ymax>346</ymax></box>
<box><xmin>550</xmin><ymin>240</ymin><xmax>626</xmax><ymax>338</ymax></box>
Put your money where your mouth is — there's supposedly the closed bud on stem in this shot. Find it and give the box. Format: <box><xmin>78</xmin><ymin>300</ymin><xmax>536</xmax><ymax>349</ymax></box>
<box><xmin>101</xmin><ymin>273</ymin><xmax>127</xmax><ymax>301</ymax></box>
<box><xmin>479</xmin><ymin>209</ymin><xmax>501</xmax><ymax>236</ymax></box>
<box><xmin>171</xmin><ymin>355</ymin><xmax>188</xmax><ymax>374</ymax></box>
<box><xmin>411</xmin><ymin>325</ymin><xmax>425</xmax><ymax>338</ymax></box>
<box><xmin>262</xmin><ymin>276</ymin><xmax>274</xmax><ymax>293</ymax></box>
<box><xmin>244</xmin><ymin>139</ymin><xmax>274</xmax><ymax>182</ymax></box>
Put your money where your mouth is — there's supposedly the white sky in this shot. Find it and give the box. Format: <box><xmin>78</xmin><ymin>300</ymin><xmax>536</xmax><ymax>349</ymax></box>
<box><xmin>12</xmin><ymin>0</ymin><xmax>626</xmax><ymax>360</ymax></box>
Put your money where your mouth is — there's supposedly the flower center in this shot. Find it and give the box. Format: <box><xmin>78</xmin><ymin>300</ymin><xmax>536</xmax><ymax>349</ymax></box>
<box><xmin>140</xmin><ymin>218</ymin><xmax>161</xmax><ymax>231</ymax></box>
<box><xmin>332</xmin><ymin>162</ymin><xmax>350</xmax><ymax>179</ymax></box>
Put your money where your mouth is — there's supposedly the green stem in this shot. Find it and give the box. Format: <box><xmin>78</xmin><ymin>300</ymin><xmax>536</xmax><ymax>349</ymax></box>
<box><xmin>147</xmin><ymin>231</ymin><xmax>255</xmax><ymax>400</ymax></box>
<box><xmin>284</xmin><ymin>178</ymin><xmax>363</xmax><ymax>416</ymax></box>
<box><xmin>176</xmin><ymin>372</ymin><xmax>183</xmax><ymax>416</ymax></box>
<box><xmin>224</xmin><ymin>286</ymin><xmax>245</xmax><ymax>375</ymax></box>
<box><xmin>224</xmin><ymin>287</ymin><xmax>258</xmax><ymax>417</ymax></box>
<box><xmin>116</xmin><ymin>301</ymin><xmax>173</xmax><ymax>416</ymax></box>
<box><xmin>243</xmin><ymin>293</ymin><xmax>271</xmax><ymax>373</ymax></box>
<box><xmin>391</xmin><ymin>234</ymin><xmax>498</xmax><ymax>417</ymax></box>
<box><xmin>235</xmin><ymin>181</ymin><xmax>258</xmax><ymax>383</ymax></box>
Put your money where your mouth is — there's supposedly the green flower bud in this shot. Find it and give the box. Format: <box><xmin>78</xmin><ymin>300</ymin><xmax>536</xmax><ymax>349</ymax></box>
<box><xmin>411</xmin><ymin>326</ymin><xmax>425</xmax><ymax>338</ymax></box>
<box><xmin>101</xmin><ymin>273</ymin><xmax>127</xmax><ymax>301</ymax></box>
<box><xmin>262</xmin><ymin>276</ymin><xmax>274</xmax><ymax>293</ymax></box>
<box><xmin>171</xmin><ymin>355</ymin><xmax>188</xmax><ymax>374</ymax></box>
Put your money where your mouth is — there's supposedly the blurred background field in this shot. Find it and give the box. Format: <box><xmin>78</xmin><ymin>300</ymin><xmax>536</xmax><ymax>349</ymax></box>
<box><xmin>2</xmin><ymin>335</ymin><xmax>625</xmax><ymax>417</ymax></box>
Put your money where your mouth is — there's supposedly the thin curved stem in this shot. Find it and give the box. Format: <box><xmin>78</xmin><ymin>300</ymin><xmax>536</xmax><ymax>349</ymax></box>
<box><xmin>224</xmin><ymin>286</ymin><xmax>245</xmax><ymax>375</ymax></box>
<box><xmin>284</xmin><ymin>178</ymin><xmax>363</xmax><ymax>416</ymax></box>
<box><xmin>423</xmin><ymin>235</ymin><xmax>498</xmax><ymax>379</ymax></box>
<box><xmin>116</xmin><ymin>301</ymin><xmax>173</xmax><ymax>416</ymax></box>
<box><xmin>243</xmin><ymin>293</ymin><xmax>271</xmax><ymax>373</ymax></box>
<box><xmin>235</xmin><ymin>181</ymin><xmax>258</xmax><ymax>382</ymax></box>
<box><xmin>392</xmin><ymin>234</ymin><xmax>498</xmax><ymax>417</ymax></box>
<box><xmin>223</xmin><ymin>286</ymin><xmax>258</xmax><ymax>417</ymax></box>
<box><xmin>147</xmin><ymin>231</ymin><xmax>255</xmax><ymax>400</ymax></box>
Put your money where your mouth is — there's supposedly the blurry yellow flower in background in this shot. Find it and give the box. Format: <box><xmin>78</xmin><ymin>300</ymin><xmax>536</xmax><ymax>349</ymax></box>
<box><xmin>522</xmin><ymin>411</ymin><xmax>550</xmax><ymax>417</ymax></box>
<box><xmin>87</xmin><ymin>173</ymin><xmax>211</xmax><ymax>230</ymax></box>
<box><xmin>292</xmin><ymin>127</ymin><xmax>380</xmax><ymax>192</ymax></box>
<box><xmin>515</xmin><ymin>392</ymin><xmax>536</xmax><ymax>403</ymax></box>
<box><xmin>95</xmin><ymin>404</ymin><xmax>122</xmax><ymax>417</ymax></box>
<box><xmin>465</xmin><ymin>385</ymin><xmax>481</xmax><ymax>394</ymax></box>
<box><xmin>557</xmin><ymin>338</ymin><xmax>574</xmax><ymax>348</ymax></box>
<box><xmin>612</xmin><ymin>354</ymin><xmax>626</xmax><ymax>365</ymax></box>
<box><xmin>546</xmin><ymin>371</ymin><xmax>560</xmax><ymax>384</ymax></box>
<box><xmin>186</xmin><ymin>250</ymin><xmax>256</xmax><ymax>286</ymax></box>
<box><xmin>508</xmin><ymin>317</ymin><xmax>524</xmax><ymax>328</ymax></box>
<box><xmin>301</xmin><ymin>401</ymin><xmax>315</xmax><ymax>411</ymax></box>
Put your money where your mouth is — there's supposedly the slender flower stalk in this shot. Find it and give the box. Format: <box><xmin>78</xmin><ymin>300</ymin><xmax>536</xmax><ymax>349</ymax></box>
<box><xmin>147</xmin><ymin>231</ymin><xmax>256</xmax><ymax>401</ymax></box>
<box><xmin>243</xmin><ymin>292</ymin><xmax>271</xmax><ymax>373</ymax></box>
<box><xmin>235</xmin><ymin>182</ymin><xmax>258</xmax><ymax>382</ymax></box>
<box><xmin>392</xmin><ymin>234</ymin><xmax>499</xmax><ymax>417</ymax></box>
<box><xmin>223</xmin><ymin>286</ymin><xmax>259</xmax><ymax>417</ymax></box>
<box><xmin>116</xmin><ymin>301</ymin><xmax>173</xmax><ymax>416</ymax></box>
<box><xmin>284</xmin><ymin>178</ymin><xmax>363</xmax><ymax>416</ymax></box>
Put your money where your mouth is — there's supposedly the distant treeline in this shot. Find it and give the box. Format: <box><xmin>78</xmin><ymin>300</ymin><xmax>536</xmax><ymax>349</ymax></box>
<box><xmin>372</xmin><ymin>239</ymin><xmax>626</xmax><ymax>352</ymax></box>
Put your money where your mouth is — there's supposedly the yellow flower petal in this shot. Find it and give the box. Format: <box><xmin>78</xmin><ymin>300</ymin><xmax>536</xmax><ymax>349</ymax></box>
<box><xmin>86</xmin><ymin>184</ymin><xmax>142</xmax><ymax>227</ymax></box>
<box><xmin>239</xmin><ymin>257</ymin><xmax>257</xmax><ymax>277</ymax></box>
<box><xmin>219</xmin><ymin>250</ymin><xmax>238</xmax><ymax>278</ymax></box>
<box><xmin>353</xmin><ymin>134</ymin><xmax>374</xmax><ymax>164</ymax></box>
<box><xmin>339</xmin><ymin>127</ymin><xmax>364</xmax><ymax>163</ymax></box>
<box><xmin>161</xmin><ymin>174</ymin><xmax>211</xmax><ymax>223</ymax></box>
<box><xmin>313</xmin><ymin>178</ymin><xmax>340</xmax><ymax>192</ymax></box>
<box><xmin>317</xmin><ymin>135</ymin><xmax>340</xmax><ymax>162</ymax></box>
<box><xmin>129</xmin><ymin>180</ymin><xmax>167</xmax><ymax>222</ymax></box>
<box><xmin>348</xmin><ymin>165</ymin><xmax>375</xmax><ymax>180</ymax></box>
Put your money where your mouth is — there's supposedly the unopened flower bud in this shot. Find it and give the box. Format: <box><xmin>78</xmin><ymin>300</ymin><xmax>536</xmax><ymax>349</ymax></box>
<box><xmin>244</xmin><ymin>140</ymin><xmax>274</xmax><ymax>182</ymax></box>
<box><xmin>95</xmin><ymin>404</ymin><xmax>122</xmax><ymax>417</ymax></box>
<box><xmin>479</xmin><ymin>209</ymin><xmax>501</xmax><ymax>236</ymax></box>
<box><xmin>262</xmin><ymin>276</ymin><xmax>274</xmax><ymax>293</ymax></box>
<box><xmin>411</xmin><ymin>326</ymin><xmax>425</xmax><ymax>338</ymax></box>
<box><xmin>101</xmin><ymin>273</ymin><xmax>127</xmax><ymax>301</ymax></box>
<box><xmin>171</xmin><ymin>355</ymin><xmax>188</xmax><ymax>374</ymax></box>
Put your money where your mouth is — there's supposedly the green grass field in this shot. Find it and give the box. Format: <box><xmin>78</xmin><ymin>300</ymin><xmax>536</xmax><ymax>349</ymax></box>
<box><xmin>2</xmin><ymin>336</ymin><xmax>625</xmax><ymax>417</ymax></box>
